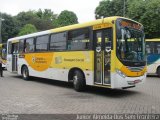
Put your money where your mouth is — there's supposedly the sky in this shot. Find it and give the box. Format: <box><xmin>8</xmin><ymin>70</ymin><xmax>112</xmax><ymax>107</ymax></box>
<box><xmin>0</xmin><ymin>0</ymin><xmax>102</xmax><ymax>23</ymax></box>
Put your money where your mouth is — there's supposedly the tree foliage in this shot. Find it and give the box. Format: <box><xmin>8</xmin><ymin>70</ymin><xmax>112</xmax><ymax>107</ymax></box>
<box><xmin>95</xmin><ymin>0</ymin><xmax>160</xmax><ymax>38</ymax></box>
<box><xmin>36</xmin><ymin>9</ymin><xmax>57</xmax><ymax>21</ymax></box>
<box><xmin>15</xmin><ymin>9</ymin><xmax>56</xmax><ymax>31</ymax></box>
<box><xmin>18</xmin><ymin>24</ymin><xmax>37</xmax><ymax>36</ymax></box>
<box><xmin>95</xmin><ymin>0</ymin><xmax>127</xmax><ymax>18</ymax></box>
<box><xmin>0</xmin><ymin>13</ymin><xmax>19</xmax><ymax>43</ymax></box>
<box><xmin>127</xmin><ymin>0</ymin><xmax>146</xmax><ymax>21</ymax></box>
<box><xmin>56</xmin><ymin>10</ymin><xmax>78</xmax><ymax>27</ymax></box>
<box><xmin>1</xmin><ymin>9</ymin><xmax>78</xmax><ymax>42</ymax></box>
<box><xmin>128</xmin><ymin>0</ymin><xmax>160</xmax><ymax>38</ymax></box>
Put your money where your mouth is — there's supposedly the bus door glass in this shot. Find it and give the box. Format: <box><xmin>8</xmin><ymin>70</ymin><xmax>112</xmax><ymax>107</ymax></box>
<box><xmin>94</xmin><ymin>28</ymin><xmax>112</xmax><ymax>85</ymax></box>
<box><xmin>12</xmin><ymin>43</ymin><xmax>19</xmax><ymax>72</ymax></box>
<box><xmin>7</xmin><ymin>42</ymin><xmax>12</xmax><ymax>72</ymax></box>
<box><xmin>7</xmin><ymin>41</ymin><xmax>19</xmax><ymax>72</ymax></box>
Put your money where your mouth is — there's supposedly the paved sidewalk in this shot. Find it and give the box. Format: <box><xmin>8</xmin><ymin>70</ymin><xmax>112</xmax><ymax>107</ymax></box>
<box><xmin>0</xmin><ymin>71</ymin><xmax>160</xmax><ymax>114</ymax></box>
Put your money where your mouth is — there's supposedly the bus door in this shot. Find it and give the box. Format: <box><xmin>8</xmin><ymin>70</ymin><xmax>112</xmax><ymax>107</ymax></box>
<box><xmin>7</xmin><ymin>42</ymin><xmax>19</xmax><ymax>72</ymax></box>
<box><xmin>12</xmin><ymin>43</ymin><xmax>19</xmax><ymax>72</ymax></box>
<box><xmin>94</xmin><ymin>28</ymin><xmax>112</xmax><ymax>85</ymax></box>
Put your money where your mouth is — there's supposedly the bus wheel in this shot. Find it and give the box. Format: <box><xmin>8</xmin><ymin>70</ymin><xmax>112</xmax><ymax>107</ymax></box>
<box><xmin>157</xmin><ymin>67</ymin><xmax>160</xmax><ymax>77</ymax></box>
<box><xmin>22</xmin><ymin>66</ymin><xmax>29</xmax><ymax>80</ymax></box>
<box><xmin>73</xmin><ymin>70</ymin><xmax>86</xmax><ymax>92</ymax></box>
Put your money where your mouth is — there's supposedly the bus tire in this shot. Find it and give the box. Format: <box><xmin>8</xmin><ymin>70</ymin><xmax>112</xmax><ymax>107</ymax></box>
<box><xmin>73</xmin><ymin>70</ymin><xmax>86</xmax><ymax>92</ymax></box>
<box><xmin>157</xmin><ymin>67</ymin><xmax>160</xmax><ymax>77</ymax></box>
<box><xmin>22</xmin><ymin>66</ymin><xmax>29</xmax><ymax>80</ymax></box>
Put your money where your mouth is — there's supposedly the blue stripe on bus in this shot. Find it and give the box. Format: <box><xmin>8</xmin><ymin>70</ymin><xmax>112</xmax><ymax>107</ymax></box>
<box><xmin>147</xmin><ymin>54</ymin><xmax>160</xmax><ymax>65</ymax></box>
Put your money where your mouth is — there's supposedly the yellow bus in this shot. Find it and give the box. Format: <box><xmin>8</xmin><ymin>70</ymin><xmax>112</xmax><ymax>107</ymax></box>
<box><xmin>146</xmin><ymin>39</ymin><xmax>160</xmax><ymax>76</ymax></box>
<box><xmin>0</xmin><ymin>43</ymin><xmax>7</xmax><ymax>69</ymax></box>
<box><xmin>7</xmin><ymin>16</ymin><xmax>146</xmax><ymax>91</ymax></box>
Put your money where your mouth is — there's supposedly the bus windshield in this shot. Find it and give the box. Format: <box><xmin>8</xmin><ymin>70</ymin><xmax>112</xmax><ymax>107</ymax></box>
<box><xmin>116</xmin><ymin>18</ymin><xmax>146</xmax><ymax>66</ymax></box>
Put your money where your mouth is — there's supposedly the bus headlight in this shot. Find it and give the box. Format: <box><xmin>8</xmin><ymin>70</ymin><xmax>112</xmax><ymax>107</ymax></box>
<box><xmin>116</xmin><ymin>69</ymin><xmax>126</xmax><ymax>78</ymax></box>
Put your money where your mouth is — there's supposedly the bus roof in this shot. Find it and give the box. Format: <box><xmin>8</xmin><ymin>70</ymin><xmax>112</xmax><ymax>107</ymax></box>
<box><xmin>8</xmin><ymin>16</ymin><xmax>142</xmax><ymax>42</ymax></box>
<box><xmin>146</xmin><ymin>39</ymin><xmax>160</xmax><ymax>42</ymax></box>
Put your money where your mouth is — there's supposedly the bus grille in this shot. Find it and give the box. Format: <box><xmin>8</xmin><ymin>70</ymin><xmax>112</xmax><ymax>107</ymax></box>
<box><xmin>127</xmin><ymin>66</ymin><xmax>145</xmax><ymax>72</ymax></box>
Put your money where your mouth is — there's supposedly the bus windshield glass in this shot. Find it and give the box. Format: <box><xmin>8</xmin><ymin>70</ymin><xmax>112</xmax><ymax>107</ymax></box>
<box><xmin>116</xmin><ymin>18</ymin><xmax>146</xmax><ymax>65</ymax></box>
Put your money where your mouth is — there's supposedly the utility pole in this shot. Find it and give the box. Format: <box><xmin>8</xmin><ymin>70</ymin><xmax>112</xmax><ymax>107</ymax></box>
<box><xmin>0</xmin><ymin>18</ymin><xmax>5</xmax><ymax>43</ymax></box>
<box><xmin>0</xmin><ymin>13</ymin><xmax>5</xmax><ymax>43</ymax></box>
<box><xmin>123</xmin><ymin>0</ymin><xmax>126</xmax><ymax>17</ymax></box>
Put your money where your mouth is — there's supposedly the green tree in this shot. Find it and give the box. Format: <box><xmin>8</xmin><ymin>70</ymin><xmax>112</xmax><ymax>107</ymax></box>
<box><xmin>127</xmin><ymin>0</ymin><xmax>160</xmax><ymax>38</ymax></box>
<box><xmin>1</xmin><ymin>9</ymin><xmax>78</xmax><ymax>41</ymax></box>
<box><xmin>35</xmin><ymin>9</ymin><xmax>57</xmax><ymax>30</ymax></box>
<box><xmin>36</xmin><ymin>9</ymin><xmax>57</xmax><ymax>21</ymax></box>
<box><xmin>56</xmin><ymin>10</ymin><xmax>78</xmax><ymax>27</ymax></box>
<box><xmin>18</xmin><ymin>24</ymin><xmax>37</xmax><ymax>36</ymax></box>
<box><xmin>95</xmin><ymin>0</ymin><xmax>128</xmax><ymax>19</ymax></box>
<box><xmin>127</xmin><ymin>0</ymin><xmax>146</xmax><ymax>21</ymax></box>
<box><xmin>16</xmin><ymin>10</ymin><xmax>56</xmax><ymax>31</ymax></box>
<box><xmin>1</xmin><ymin>13</ymin><xmax>18</xmax><ymax>42</ymax></box>
<box><xmin>15</xmin><ymin>11</ymin><xmax>37</xmax><ymax>28</ymax></box>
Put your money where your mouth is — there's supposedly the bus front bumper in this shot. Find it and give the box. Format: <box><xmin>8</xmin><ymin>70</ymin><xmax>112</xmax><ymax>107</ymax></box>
<box><xmin>113</xmin><ymin>73</ymin><xmax>146</xmax><ymax>89</ymax></box>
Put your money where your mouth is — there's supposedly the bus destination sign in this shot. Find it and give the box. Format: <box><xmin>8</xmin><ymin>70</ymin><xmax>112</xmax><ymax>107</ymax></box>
<box><xmin>120</xmin><ymin>20</ymin><xmax>141</xmax><ymax>30</ymax></box>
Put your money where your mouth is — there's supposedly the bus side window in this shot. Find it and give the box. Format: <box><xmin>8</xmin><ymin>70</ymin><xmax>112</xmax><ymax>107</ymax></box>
<box><xmin>157</xmin><ymin>43</ymin><xmax>160</xmax><ymax>54</ymax></box>
<box><xmin>146</xmin><ymin>44</ymin><xmax>151</xmax><ymax>54</ymax></box>
<box><xmin>19</xmin><ymin>39</ymin><xmax>25</xmax><ymax>53</ymax></box>
<box><xmin>25</xmin><ymin>38</ymin><xmax>35</xmax><ymax>53</ymax></box>
<box><xmin>50</xmin><ymin>32</ymin><xmax>66</xmax><ymax>51</ymax></box>
<box><xmin>146</xmin><ymin>42</ymin><xmax>155</xmax><ymax>54</ymax></box>
<box><xmin>8</xmin><ymin>42</ymin><xmax>12</xmax><ymax>54</ymax></box>
<box><xmin>24</xmin><ymin>44</ymin><xmax>28</xmax><ymax>53</ymax></box>
<box><xmin>154</xmin><ymin>42</ymin><xmax>160</xmax><ymax>54</ymax></box>
<box><xmin>36</xmin><ymin>35</ymin><xmax>49</xmax><ymax>51</ymax></box>
<box><xmin>68</xmin><ymin>28</ymin><xmax>90</xmax><ymax>50</ymax></box>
